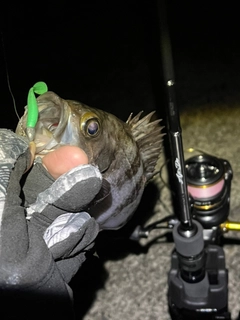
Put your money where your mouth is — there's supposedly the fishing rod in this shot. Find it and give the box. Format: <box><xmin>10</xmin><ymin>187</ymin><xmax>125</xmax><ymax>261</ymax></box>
<box><xmin>139</xmin><ymin>1</ymin><xmax>234</xmax><ymax>319</ymax></box>
<box><xmin>156</xmin><ymin>3</ymin><xmax>218</xmax><ymax>319</ymax></box>
<box><xmin>157</xmin><ymin>0</ymin><xmax>192</xmax><ymax>234</ymax></box>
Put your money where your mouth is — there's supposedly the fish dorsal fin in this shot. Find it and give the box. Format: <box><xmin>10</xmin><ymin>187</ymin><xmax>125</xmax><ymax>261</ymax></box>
<box><xmin>126</xmin><ymin>111</ymin><xmax>164</xmax><ymax>181</ymax></box>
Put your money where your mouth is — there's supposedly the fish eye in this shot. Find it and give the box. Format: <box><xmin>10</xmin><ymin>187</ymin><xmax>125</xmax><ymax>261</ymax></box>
<box><xmin>81</xmin><ymin>112</ymin><xmax>101</xmax><ymax>137</ymax></box>
<box><xmin>85</xmin><ymin>119</ymin><xmax>99</xmax><ymax>136</ymax></box>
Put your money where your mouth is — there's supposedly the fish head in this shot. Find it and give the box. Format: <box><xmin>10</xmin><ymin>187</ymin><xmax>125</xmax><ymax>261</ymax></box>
<box><xmin>16</xmin><ymin>91</ymin><xmax>127</xmax><ymax>173</ymax></box>
<box><xmin>16</xmin><ymin>91</ymin><xmax>164</xmax><ymax>230</ymax></box>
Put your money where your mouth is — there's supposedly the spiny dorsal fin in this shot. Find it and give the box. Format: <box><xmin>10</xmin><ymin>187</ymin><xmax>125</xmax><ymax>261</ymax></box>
<box><xmin>126</xmin><ymin>111</ymin><xmax>164</xmax><ymax>181</ymax></box>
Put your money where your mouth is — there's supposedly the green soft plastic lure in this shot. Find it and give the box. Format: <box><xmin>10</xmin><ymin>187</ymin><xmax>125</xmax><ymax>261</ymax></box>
<box><xmin>26</xmin><ymin>81</ymin><xmax>48</xmax><ymax>141</ymax></box>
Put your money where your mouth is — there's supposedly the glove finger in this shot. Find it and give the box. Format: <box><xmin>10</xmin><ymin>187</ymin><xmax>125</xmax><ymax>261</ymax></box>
<box><xmin>27</xmin><ymin>164</ymin><xmax>102</xmax><ymax>220</ymax></box>
<box><xmin>45</xmin><ymin>215</ymin><xmax>99</xmax><ymax>260</ymax></box>
<box><xmin>43</xmin><ymin>211</ymin><xmax>91</xmax><ymax>249</ymax></box>
<box><xmin>23</xmin><ymin>160</ymin><xmax>55</xmax><ymax>206</ymax></box>
<box><xmin>55</xmin><ymin>218</ymin><xmax>99</xmax><ymax>284</ymax></box>
<box><xmin>56</xmin><ymin>254</ymin><xmax>87</xmax><ymax>284</ymax></box>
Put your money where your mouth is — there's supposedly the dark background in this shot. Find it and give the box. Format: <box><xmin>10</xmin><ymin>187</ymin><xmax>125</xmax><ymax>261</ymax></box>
<box><xmin>1</xmin><ymin>0</ymin><xmax>239</xmax><ymax>130</ymax></box>
<box><xmin>1</xmin><ymin>2</ymin><xmax>240</xmax><ymax>318</ymax></box>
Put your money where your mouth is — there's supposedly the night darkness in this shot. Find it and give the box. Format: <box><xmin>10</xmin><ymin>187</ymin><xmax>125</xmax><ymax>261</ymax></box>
<box><xmin>2</xmin><ymin>1</ymin><xmax>240</xmax><ymax>319</ymax></box>
<box><xmin>1</xmin><ymin>1</ymin><xmax>239</xmax><ymax>130</ymax></box>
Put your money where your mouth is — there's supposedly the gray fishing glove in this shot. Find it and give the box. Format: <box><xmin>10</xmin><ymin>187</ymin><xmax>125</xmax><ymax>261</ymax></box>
<box><xmin>24</xmin><ymin>160</ymin><xmax>102</xmax><ymax>283</ymax></box>
<box><xmin>0</xmin><ymin>129</ymin><xmax>102</xmax><ymax>319</ymax></box>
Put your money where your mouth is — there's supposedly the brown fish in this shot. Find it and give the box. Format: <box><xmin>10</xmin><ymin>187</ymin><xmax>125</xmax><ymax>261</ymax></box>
<box><xmin>16</xmin><ymin>91</ymin><xmax>164</xmax><ymax>230</ymax></box>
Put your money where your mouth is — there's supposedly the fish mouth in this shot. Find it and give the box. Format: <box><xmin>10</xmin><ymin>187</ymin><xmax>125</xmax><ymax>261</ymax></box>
<box><xmin>34</xmin><ymin>92</ymin><xmax>70</xmax><ymax>155</ymax></box>
<box><xmin>16</xmin><ymin>92</ymin><xmax>71</xmax><ymax>156</ymax></box>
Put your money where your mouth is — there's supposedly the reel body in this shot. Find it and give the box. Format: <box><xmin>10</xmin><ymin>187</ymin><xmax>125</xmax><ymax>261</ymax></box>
<box><xmin>185</xmin><ymin>154</ymin><xmax>233</xmax><ymax>242</ymax></box>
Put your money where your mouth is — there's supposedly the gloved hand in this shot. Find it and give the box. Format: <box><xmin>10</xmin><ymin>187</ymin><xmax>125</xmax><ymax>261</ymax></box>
<box><xmin>0</xmin><ymin>129</ymin><xmax>103</xmax><ymax>319</ymax></box>
<box><xmin>25</xmin><ymin>159</ymin><xmax>103</xmax><ymax>283</ymax></box>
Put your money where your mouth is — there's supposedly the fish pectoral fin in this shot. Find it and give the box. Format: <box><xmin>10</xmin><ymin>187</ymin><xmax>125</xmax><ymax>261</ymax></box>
<box><xmin>91</xmin><ymin>178</ymin><xmax>111</xmax><ymax>206</ymax></box>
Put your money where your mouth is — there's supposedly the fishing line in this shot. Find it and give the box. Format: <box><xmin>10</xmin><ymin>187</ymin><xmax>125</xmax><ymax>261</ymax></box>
<box><xmin>1</xmin><ymin>31</ymin><xmax>19</xmax><ymax>120</ymax></box>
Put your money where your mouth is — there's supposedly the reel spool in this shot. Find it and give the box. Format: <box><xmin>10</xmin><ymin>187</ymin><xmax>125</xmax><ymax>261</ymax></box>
<box><xmin>185</xmin><ymin>154</ymin><xmax>233</xmax><ymax>230</ymax></box>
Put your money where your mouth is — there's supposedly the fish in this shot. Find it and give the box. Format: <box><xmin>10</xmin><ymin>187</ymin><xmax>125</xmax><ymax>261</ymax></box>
<box><xmin>16</xmin><ymin>91</ymin><xmax>164</xmax><ymax>230</ymax></box>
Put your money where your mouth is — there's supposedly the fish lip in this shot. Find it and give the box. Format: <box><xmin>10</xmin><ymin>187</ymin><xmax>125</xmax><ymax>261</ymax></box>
<box><xmin>33</xmin><ymin>92</ymin><xmax>70</xmax><ymax>154</ymax></box>
<box><xmin>15</xmin><ymin>91</ymin><xmax>70</xmax><ymax>155</ymax></box>
<box><xmin>38</xmin><ymin>92</ymin><xmax>69</xmax><ymax>140</ymax></box>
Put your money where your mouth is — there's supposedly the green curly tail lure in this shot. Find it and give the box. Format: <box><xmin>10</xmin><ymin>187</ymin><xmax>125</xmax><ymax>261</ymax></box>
<box><xmin>26</xmin><ymin>81</ymin><xmax>48</xmax><ymax>141</ymax></box>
